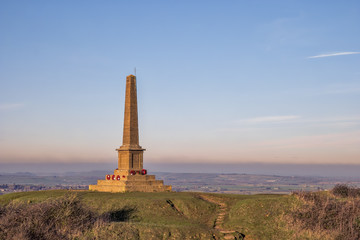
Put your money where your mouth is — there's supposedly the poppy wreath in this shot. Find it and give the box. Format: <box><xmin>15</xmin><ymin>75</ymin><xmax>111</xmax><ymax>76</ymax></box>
<box><xmin>142</xmin><ymin>169</ymin><xmax>147</xmax><ymax>175</ymax></box>
<box><xmin>116</xmin><ymin>175</ymin><xmax>121</xmax><ymax>180</ymax></box>
<box><xmin>106</xmin><ymin>175</ymin><xmax>111</xmax><ymax>180</ymax></box>
<box><xmin>130</xmin><ymin>170</ymin><xmax>136</xmax><ymax>175</ymax></box>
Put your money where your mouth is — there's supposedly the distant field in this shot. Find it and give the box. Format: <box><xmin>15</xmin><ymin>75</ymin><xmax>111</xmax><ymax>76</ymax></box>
<box><xmin>0</xmin><ymin>174</ymin><xmax>97</xmax><ymax>186</ymax></box>
<box><xmin>2</xmin><ymin>171</ymin><xmax>360</xmax><ymax>195</ymax></box>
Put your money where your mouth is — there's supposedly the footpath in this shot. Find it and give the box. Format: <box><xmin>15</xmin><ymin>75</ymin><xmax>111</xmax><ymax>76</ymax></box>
<box><xmin>199</xmin><ymin>194</ymin><xmax>245</xmax><ymax>240</ymax></box>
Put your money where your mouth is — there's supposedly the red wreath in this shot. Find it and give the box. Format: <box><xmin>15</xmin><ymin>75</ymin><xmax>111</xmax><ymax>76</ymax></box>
<box><xmin>106</xmin><ymin>175</ymin><xmax>111</xmax><ymax>180</ymax></box>
<box><xmin>116</xmin><ymin>175</ymin><xmax>121</xmax><ymax>180</ymax></box>
<box><xmin>112</xmin><ymin>175</ymin><xmax>115</xmax><ymax>180</ymax></box>
<box><xmin>130</xmin><ymin>170</ymin><xmax>136</xmax><ymax>175</ymax></box>
<box><xmin>142</xmin><ymin>169</ymin><xmax>147</xmax><ymax>175</ymax></box>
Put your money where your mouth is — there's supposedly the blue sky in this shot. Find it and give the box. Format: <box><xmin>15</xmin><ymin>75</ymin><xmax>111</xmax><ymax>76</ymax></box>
<box><xmin>1</xmin><ymin>1</ymin><xmax>359</xmax><ymax>167</ymax></box>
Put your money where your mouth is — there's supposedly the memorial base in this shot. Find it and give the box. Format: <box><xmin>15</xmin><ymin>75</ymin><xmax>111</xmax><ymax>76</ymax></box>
<box><xmin>89</xmin><ymin>171</ymin><xmax>171</xmax><ymax>193</ymax></box>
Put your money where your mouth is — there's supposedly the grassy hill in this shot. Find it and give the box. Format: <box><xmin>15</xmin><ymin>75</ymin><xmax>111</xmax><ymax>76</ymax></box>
<box><xmin>1</xmin><ymin>188</ymin><xmax>359</xmax><ymax>239</ymax></box>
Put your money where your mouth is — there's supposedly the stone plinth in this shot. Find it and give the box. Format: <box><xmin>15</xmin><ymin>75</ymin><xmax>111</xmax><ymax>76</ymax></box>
<box><xmin>89</xmin><ymin>171</ymin><xmax>171</xmax><ymax>193</ymax></box>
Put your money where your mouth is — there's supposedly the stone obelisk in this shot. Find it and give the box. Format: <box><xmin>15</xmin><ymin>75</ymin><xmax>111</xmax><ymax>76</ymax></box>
<box><xmin>116</xmin><ymin>75</ymin><xmax>145</xmax><ymax>173</ymax></box>
<box><xmin>89</xmin><ymin>74</ymin><xmax>171</xmax><ymax>192</ymax></box>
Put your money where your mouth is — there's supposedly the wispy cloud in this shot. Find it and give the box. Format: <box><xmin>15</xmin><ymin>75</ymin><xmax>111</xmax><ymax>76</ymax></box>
<box><xmin>308</xmin><ymin>52</ymin><xmax>360</xmax><ymax>59</ymax></box>
<box><xmin>218</xmin><ymin>115</ymin><xmax>360</xmax><ymax>133</ymax></box>
<box><xmin>257</xmin><ymin>131</ymin><xmax>360</xmax><ymax>151</ymax></box>
<box><xmin>0</xmin><ymin>103</ymin><xmax>24</xmax><ymax>110</ymax></box>
<box><xmin>324</xmin><ymin>87</ymin><xmax>360</xmax><ymax>95</ymax></box>
<box><xmin>243</xmin><ymin>115</ymin><xmax>360</xmax><ymax>126</ymax></box>
<box><xmin>243</xmin><ymin>115</ymin><xmax>300</xmax><ymax>123</ymax></box>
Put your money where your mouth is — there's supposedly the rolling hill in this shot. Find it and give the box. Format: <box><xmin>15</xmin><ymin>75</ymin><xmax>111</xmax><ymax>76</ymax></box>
<box><xmin>0</xmin><ymin>188</ymin><xmax>359</xmax><ymax>239</ymax></box>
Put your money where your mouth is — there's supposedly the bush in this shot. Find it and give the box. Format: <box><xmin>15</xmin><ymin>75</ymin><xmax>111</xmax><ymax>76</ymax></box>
<box><xmin>332</xmin><ymin>184</ymin><xmax>360</xmax><ymax>198</ymax></box>
<box><xmin>0</xmin><ymin>194</ymin><xmax>103</xmax><ymax>240</ymax></box>
<box><xmin>291</xmin><ymin>186</ymin><xmax>360</xmax><ymax>240</ymax></box>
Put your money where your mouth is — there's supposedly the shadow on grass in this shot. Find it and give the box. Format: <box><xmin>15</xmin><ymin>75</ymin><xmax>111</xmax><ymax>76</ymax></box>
<box><xmin>105</xmin><ymin>206</ymin><xmax>137</xmax><ymax>222</ymax></box>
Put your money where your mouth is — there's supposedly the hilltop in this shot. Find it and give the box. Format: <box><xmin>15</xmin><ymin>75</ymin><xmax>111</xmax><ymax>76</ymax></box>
<box><xmin>0</xmin><ymin>188</ymin><xmax>359</xmax><ymax>239</ymax></box>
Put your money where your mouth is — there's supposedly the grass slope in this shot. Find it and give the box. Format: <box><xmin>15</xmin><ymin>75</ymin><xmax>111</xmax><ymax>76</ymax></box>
<box><xmin>0</xmin><ymin>190</ymin><xmax>324</xmax><ymax>239</ymax></box>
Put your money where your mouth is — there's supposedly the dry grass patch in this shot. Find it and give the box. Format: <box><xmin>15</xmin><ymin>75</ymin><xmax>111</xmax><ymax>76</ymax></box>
<box><xmin>291</xmin><ymin>185</ymin><xmax>360</xmax><ymax>240</ymax></box>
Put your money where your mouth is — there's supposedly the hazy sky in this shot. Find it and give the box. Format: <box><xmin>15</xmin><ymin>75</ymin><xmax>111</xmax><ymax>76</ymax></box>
<box><xmin>1</xmin><ymin>1</ymin><xmax>360</xmax><ymax>166</ymax></box>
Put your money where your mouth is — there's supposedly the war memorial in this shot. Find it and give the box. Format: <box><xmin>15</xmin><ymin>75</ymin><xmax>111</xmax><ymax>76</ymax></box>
<box><xmin>89</xmin><ymin>75</ymin><xmax>171</xmax><ymax>192</ymax></box>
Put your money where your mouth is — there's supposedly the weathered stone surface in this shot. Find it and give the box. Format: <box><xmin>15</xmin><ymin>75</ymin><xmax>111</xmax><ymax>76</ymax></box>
<box><xmin>89</xmin><ymin>74</ymin><xmax>171</xmax><ymax>193</ymax></box>
<box><xmin>120</xmin><ymin>75</ymin><xmax>140</xmax><ymax>149</ymax></box>
<box><xmin>89</xmin><ymin>173</ymin><xmax>171</xmax><ymax>192</ymax></box>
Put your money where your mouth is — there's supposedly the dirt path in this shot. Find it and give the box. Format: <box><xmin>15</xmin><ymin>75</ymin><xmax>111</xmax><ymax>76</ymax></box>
<box><xmin>199</xmin><ymin>194</ymin><xmax>245</xmax><ymax>240</ymax></box>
